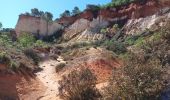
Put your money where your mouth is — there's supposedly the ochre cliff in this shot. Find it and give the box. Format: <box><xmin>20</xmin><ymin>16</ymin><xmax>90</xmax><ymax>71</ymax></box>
<box><xmin>15</xmin><ymin>0</ymin><xmax>170</xmax><ymax>39</ymax></box>
<box><xmin>59</xmin><ymin>0</ymin><xmax>170</xmax><ymax>25</ymax></box>
<box><xmin>15</xmin><ymin>15</ymin><xmax>62</xmax><ymax>36</ymax></box>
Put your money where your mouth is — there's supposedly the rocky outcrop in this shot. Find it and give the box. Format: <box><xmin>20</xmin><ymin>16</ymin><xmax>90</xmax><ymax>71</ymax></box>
<box><xmin>57</xmin><ymin>10</ymin><xmax>95</xmax><ymax>26</ymax></box>
<box><xmin>15</xmin><ymin>0</ymin><xmax>170</xmax><ymax>40</ymax></box>
<box><xmin>15</xmin><ymin>15</ymin><xmax>63</xmax><ymax>36</ymax></box>
<box><xmin>63</xmin><ymin>19</ymin><xmax>90</xmax><ymax>40</ymax></box>
<box><xmin>59</xmin><ymin>0</ymin><xmax>170</xmax><ymax>26</ymax></box>
<box><xmin>62</xmin><ymin>47</ymin><xmax>121</xmax><ymax>82</ymax></box>
<box><xmin>61</xmin><ymin>0</ymin><xmax>170</xmax><ymax>42</ymax></box>
<box><xmin>63</xmin><ymin>17</ymin><xmax>108</xmax><ymax>42</ymax></box>
<box><xmin>124</xmin><ymin>8</ymin><xmax>170</xmax><ymax>35</ymax></box>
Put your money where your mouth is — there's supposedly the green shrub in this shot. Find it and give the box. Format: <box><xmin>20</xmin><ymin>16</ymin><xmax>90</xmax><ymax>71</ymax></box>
<box><xmin>55</xmin><ymin>63</ymin><xmax>66</xmax><ymax>72</ymax></box>
<box><xmin>101</xmin><ymin>0</ymin><xmax>135</xmax><ymax>8</ymax></box>
<box><xmin>113</xmin><ymin>24</ymin><xmax>119</xmax><ymax>30</ymax></box>
<box><xmin>24</xmin><ymin>49</ymin><xmax>40</xmax><ymax>65</ymax></box>
<box><xmin>0</xmin><ymin>33</ymin><xmax>13</xmax><ymax>48</ymax></box>
<box><xmin>103</xmin><ymin>38</ymin><xmax>126</xmax><ymax>54</ymax></box>
<box><xmin>100</xmin><ymin>28</ymin><xmax>107</xmax><ymax>33</ymax></box>
<box><xmin>118</xmin><ymin>52</ymin><xmax>131</xmax><ymax>60</ymax></box>
<box><xmin>34</xmin><ymin>40</ymin><xmax>48</xmax><ymax>48</ymax></box>
<box><xmin>103</xmin><ymin>53</ymin><xmax>167</xmax><ymax>100</ymax></box>
<box><xmin>18</xmin><ymin>32</ymin><xmax>36</xmax><ymax>48</ymax></box>
<box><xmin>134</xmin><ymin>37</ymin><xmax>145</xmax><ymax>47</ymax></box>
<box><xmin>58</xmin><ymin>68</ymin><xmax>101</xmax><ymax>100</ymax></box>
<box><xmin>9</xmin><ymin>61</ymin><xmax>19</xmax><ymax>70</ymax></box>
<box><xmin>0</xmin><ymin>52</ymin><xmax>11</xmax><ymax>65</ymax></box>
<box><xmin>149</xmin><ymin>32</ymin><xmax>162</xmax><ymax>41</ymax></box>
<box><xmin>86</xmin><ymin>4</ymin><xmax>100</xmax><ymax>11</ymax></box>
<box><xmin>125</xmin><ymin>37</ymin><xmax>134</xmax><ymax>45</ymax></box>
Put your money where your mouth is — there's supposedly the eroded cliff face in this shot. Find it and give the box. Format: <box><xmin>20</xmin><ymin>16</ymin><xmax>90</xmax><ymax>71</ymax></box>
<box><xmin>59</xmin><ymin>0</ymin><xmax>170</xmax><ymax>25</ymax></box>
<box><xmin>15</xmin><ymin>0</ymin><xmax>170</xmax><ymax>40</ymax></box>
<box><xmin>61</xmin><ymin>0</ymin><xmax>170</xmax><ymax>42</ymax></box>
<box><xmin>60</xmin><ymin>47</ymin><xmax>121</xmax><ymax>82</ymax></box>
<box><xmin>15</xmin><ymin>15</ymin><xmax>62</xmax><ymax>36</ymax></box>
<box><xmin>63</xmin><ymin>18</ymin><xmax>108</xmax><ymax>42</ymax></box>
<box><xmin>0</xmin><ymin>58</ymin><xmax>54</xmax><ymax>100</ymax></box>
<box><xmin>124</xmin><ymin>9</ymin><xmax>170</xmax><ymax>35</ymax></box>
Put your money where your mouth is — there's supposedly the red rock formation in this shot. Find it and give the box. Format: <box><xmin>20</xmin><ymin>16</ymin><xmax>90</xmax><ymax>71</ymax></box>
<box><xmin>99</xmin><ymin>0</ymin><xmax>162</xmax><ymax>20</ymax></box>
<box><xmin>57</xmin><ymin>10</ymin><xmax>94</xmax><ymax>26</ymax></box>
<box><xmin>62</xmin><ymin>48</ymin><xmax>121</xmax><ymax>82</ymax></box>
<box><xmin>57</xmin><ymin>16</ymin><xmax>79</xmax><ymax>26</ymax></box>
<box><xmin>0</xmin><ymin>75</ymin><xmax>20</xmax><ymax>100</ymax></box>
<box><xmin>59</xmin><ymin>0</ymin><xmax>170</xmax><ymax>26</ymax></box>
<box><xmin>80</xmin><ymin>10</ymin><xmax>95</xmax><ymax>20</ymax></box>
<box><xmin>84</xmin><ymin>58</ymin><xmax>120</xmax><ymax>82</ymax></box>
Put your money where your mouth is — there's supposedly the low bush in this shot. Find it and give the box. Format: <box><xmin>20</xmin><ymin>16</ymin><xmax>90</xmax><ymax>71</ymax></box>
<box><xmin>0</xmin><ymin>52</ymin><xmax>11</xmax><ymax>65</ymax></box>
<box><xmin>18</xmin><ymin>32</ymin><xmax>36</xmax><ymax>48</ymax></box>
<box><xmin>34</xmin><ymin>40</ymin><xmax>49</xmax><ymax>48</ymax></box>
<box><xmin>103</xmin><ymin>53</ymin><xmax>167</xmax><ymax>100</ymax></box>
<box><xmin>103</xmin><ymin>38</ymin><xmax>126</xmax><ymax>54</ymax></box>
<box><xmin>0</xmin><ymin>32</ymin><xmax>13</xmax><ymax>48</ymax></box>
<box><xmin>101</xmin><ymin>0</ymin><xmax>136</xmax><ymax>8</ymax></box>
<box><xmin>55</xmin><ymin>63</ymin><xmax>66</xmax><ymax>72</ymax></box>
<box><xmin>58</xmin><ymin>68</ymin><xmax>101</xmax><ymax>100</ymax></box>
<box><xmin>100</xmin><ymin>28</ymin><xmax>107</xmax><ymax>34</ymax></box>
<box><xmin>24</xmin><ymin>49</ymin><xmax>40</xmax><ymax>65</ymax></box>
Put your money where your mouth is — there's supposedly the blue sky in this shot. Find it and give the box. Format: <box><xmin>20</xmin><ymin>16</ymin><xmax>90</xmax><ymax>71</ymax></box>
<box><xmin>0</xmin><ymin>0</ymin><xmax>110</xmax><ymax>28</ymax></box>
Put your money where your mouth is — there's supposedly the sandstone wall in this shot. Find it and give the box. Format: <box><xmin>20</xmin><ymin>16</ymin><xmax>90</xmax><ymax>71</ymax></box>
<box><xmin>15</xmin><ymin>15</ymin><xmax>41</xmax><ymax>36</ymax></box>
<box><xmin>15</xmin><ymin>15</ymin><xmax>62</xmax><ymax>36</ymax></box>
<box><xmin>48</xmin><ymin>21</ymin><xmax>63</xmax><ymax>36</ymax></box>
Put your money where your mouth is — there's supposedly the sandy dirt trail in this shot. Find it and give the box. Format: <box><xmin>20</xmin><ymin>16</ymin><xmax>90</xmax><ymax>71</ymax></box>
<box><xmin>36</xmin><ymin>57</ymin><xmax>65</xmax><ymax>100</ymax></box>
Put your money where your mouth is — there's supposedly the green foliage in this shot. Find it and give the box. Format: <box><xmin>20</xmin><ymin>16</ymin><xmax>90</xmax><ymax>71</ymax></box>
<box><xmin>134</xmin><ymin>37</ymin><xmax>145</xmax><ymax>47</ymax></box>
<box><xmin>112</xmin><ymin>24</ymin><xmax>119</xmax><ymax>30</ymax></box>
<box><xmin>86</xmin><ymin>4</ymin><xmax>100</xmax><ymax>11</ymax></box>
<box><xmin>149</xmin><ymin>32</ymin><xmax>162</xmax><ymax>41</ymax></box>
<box><xmin>72</xmin><ymin>6</ymin><xmax>81</xmax><ymax>15</ymax></box>
<box><xmin>55</xmin><ymin>63</ymin><xmax>66</xmax><ymax>72</ymax></box>
<box><xmin>124</xmin><ymin>35</ymin><xmax>144</xmax><ymax>46</ymax></box>
<box><xmin>118</xmin><ymin>52</ymin><xmax>131</xmax><ymax>60</ymax></box>
<box><xmin>103</xmin><ymin>38</ymin><xmax>126</xmax><ymax>54</ymax></box>
<box><xmin>34</xmin><ymin>40</ymin><xmax>48</xmax><ymax>48</ymax></box>
<box><xmin>60</xmin><ymin>10</ymin><xmax>71</xmax><ymax>17</ymax></box>
<box><xmin>9</xmin><ymin>61</ymin><xmax>19</xmax><ymax>70</ymax></box>
<box><xmin>58</xmin><ymin>68</ymin><xmax>101</xmax><ymax>100</ymax></box>
<box><xmin>100</xmin><ymin>28</ymin><xmax>107</xmax><ymax>33</ymax></box>
<box><xmin>24</xmin><ymin>49</ymin><xmax>40</xmax><ymax>65</ymax></box>
<box><xmin>101</xmin><ymin>0</ymin><xmax>135</xmax><ymax>8</ymax></box>
<box><xmin>0</xmin><ymin>32</ymin><xmax>13</xmax><ymax>48</ymax></box>
<box><xmin>24</xmin><ymin>8</ymin><xmax>53</xmax><ymax>21</ymax></box>
<box><xmin>103</xmin><ymin>53</ymin><xmax>166</xmax><ymax>100</ymax></box>
<box><xmin>63</xmin><ymin>42</ymin><xmax>90</xmax><ymax>52</ymax></box>
<box><xmin>60</xmin><ymin>6</ymin><xmax>81</xmax><ymax>18</ymax></box>
<box><xmin>112</xmin><ymin>0</ymin><xmax>133</xmax><ymax>6</ymax></box>
<box><xmin>18</xmin><ymin>32</ymin><xmax>36</xmax><ymax>48</ymax></box>
<box><xmin>125</xmin><ymin>36</ymin><xmax>136</xmax><ymax>45</ymax></box>
<box><xmin>101</xmin><ymin>2</ymin><xmax>115</xmax><ymax>8</ymax></box>
<box><xmin>44</xmin><ymin>12</ymin><xmax>53</xmax><ymax>21</ymax></box>
<box><xmin>0</xmin><ymin>22</ymin><xmax>2</xmax><ymax>29</ymax></box>
<box><xmin>31</xmin><ymin>8</ymin><xmax>40</xmax><ymax>17</ymax></box>
<box><xmin>0</xmin><ymin>52</ymin><xmax>9</xmax><ymax>65</ymax></box>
